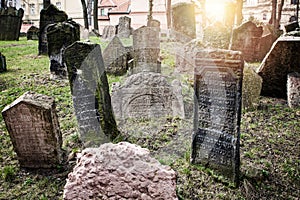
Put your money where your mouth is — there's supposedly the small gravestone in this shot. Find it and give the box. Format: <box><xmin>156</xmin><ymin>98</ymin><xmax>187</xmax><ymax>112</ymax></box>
<box><xmin>0</xmin><ymin>7</ymin><xmax>24</xmax><ymax>41</ymax></box>
<box><xmin>39</xmin><ymin>4</ymin><xmax>68</xmax><ymax>55</ymax></box>
<box><xmin>26</xmin><ymin>26</ymin><xmax>39</xmax><ymax>40</ymax></box>
<box><xmin>284</xmin><ymin>21</ymin><xmax>299</xmax><ymax>33</ymax></box>
<box><xmin>111</xmin><ymin>72</ymin><xmax>185</xmax><ymax>119</ymax></box>
<box><xmin>103</xmin><ymin>36</ymin><xmax>131</xmax><ymax>75</ymax></box>
<box><xmin>1</xmin><ymin>91</ymin><xmax>63</xmax><ymax>168</ymax></box>
<box><xmin>191</xmin><ymin>49</ymin><xmax>244</xmax><ymax>185</ymax></box>
<box><xmin>0</xmin><ymin>52</ymin><xmax>7</xmax><ymax>73</ymax></box>
<box><xmin>287</xmin><ymin>72</ymin><xmax>300</xmax><ymax>108</ymax></box>
<box><xmin>117</xmin><ymin>16</ymin><xmax>132</xmax><ymax>38</ymax></box>
<box><xmin>102</xmin><ymin>25</ymin><xmax>117</xmax><ymax>39</ymax></box>
<box><xmin>230</xmin><ymin>21</ymin><xmax>263</xmax><ymax>62</ymax></box>
<box><xmin>257</xmin><ymin>35</ymin><xmax>300</xmax><ymax>98</ymax></box>
<box><xmin>132</xmin><ymin>26</ymin><xmax>160</xmax><ymax>74</ymax></box>
<box><xmin>47</xmin><ymin>20</ymin><xmax>80</xmax><ymax>79</ymax></box>
<box><xmin>63</xmin><ymin>41</ymin><xmax>119</xmax><ymax>147</ymax></box>
<box><xmin>171</xmin><ymin>2</ymin><xmax>196</xmax><ymax>42</ymax></box>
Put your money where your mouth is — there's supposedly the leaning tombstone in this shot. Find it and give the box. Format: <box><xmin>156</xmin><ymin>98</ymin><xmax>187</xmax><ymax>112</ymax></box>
<box><xmin>287</xmin><ymin>72</ymin><xmax>300</xmax><ymax>108</ymax></box>
<box><xmin>191</xmin><ymin>49</ymin><xmax>244</xmax><ymax>185</ymax></box>
<box><xmin>26</xmin><ymin>25</ymin><xmax>39</xmax><ymax>40</ymax></box>
<box><xmin>63</xmin><ymin>41</ymin><xmax>119</xmax><ymax>147</ymax></box>
<box><xmin>103</xmin><ymin>36</ymin><xmax>130</xmax><ymax>75</ymax></box>
<box><xmin>131</xmin><ymin>26</ymin><xmax>160</xmax><ymax>74</ymax></box>
<box><xmin>0</xmin><ymin>52</ymin><xmax>7</xmax><ymax>73</ymax></box>
<box><xmin>39</xmin><ymin>4</ymin><xmax>68</xmax><ymax>55</ymax></box>
<box><xmin>47</xmin><ymin>20</ymin><xmax>80</xmax><ymax>79</ymax></box>
<box><xmin>1</xmin><ymin>91</ymin><xmax>64</xmax><ymax>168</ymax></box>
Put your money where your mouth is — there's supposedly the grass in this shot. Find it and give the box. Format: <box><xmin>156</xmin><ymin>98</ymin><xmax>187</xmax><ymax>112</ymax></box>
<box><xmin>0</xmin><ymin>37</ymin><xmax>300</xmax><ymax>199</ymax></box>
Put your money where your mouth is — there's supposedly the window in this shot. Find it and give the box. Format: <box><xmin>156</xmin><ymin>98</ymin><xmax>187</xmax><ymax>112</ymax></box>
<box><xmin>29</xmin><ymin>4</ymin><xmax>35</xmax><ymax>15</ymax></box>
<box><xmin>263</xmin><ymin>13</ymin><xmax>267</xmax><ymax>20</ymax></box>
<box><xmin>56</xmin><ymin>2</ymin><xmax>61</xmax><ymax>10</ymax></box>
<box><xmin>291</xmin><ymin>0</ymin><xmax>299</xmax><ymax>5</ymax></box>
<box><xmin>100</xmin><ymin>8</ymin><xmax>105</xmax><ymax>16</ymax></box>
<box><xmin>21</xmin><ymin>3</ymin><xmax>26</xmax><ymax>10</ymax></box>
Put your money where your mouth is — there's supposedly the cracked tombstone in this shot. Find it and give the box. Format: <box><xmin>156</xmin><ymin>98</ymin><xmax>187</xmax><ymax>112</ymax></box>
<box><xmin>191</xmin><ymin>49</ymin><xmax>244</xmax><ymax>185</ymax></box>
<box><xmin>47</xmin><ymin>20</ymin><xmax>80</xmax><ymax>79</ymax></box>
<box><xmin>63</xmin><ymin>41</ymin><xmax>119</xmax><ymax>147</ymax></box>
<box><xmin>1</xmin><ymin>91</ymin><xmax>63</xmax><ymax>168</ymax></box>
<box><xmin>38</xmin><ymin>4</ymin><xmax>68</xmax><ymax>55</ymax></box>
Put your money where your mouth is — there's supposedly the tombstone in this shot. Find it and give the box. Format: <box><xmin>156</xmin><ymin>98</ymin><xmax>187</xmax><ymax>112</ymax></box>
<box><xmin>47</xmin><ymin>20</ymin><xmax>80</xmax><ymax>79</ymax></box>
<box><xmin>117</xmin><ymin>16</ymin><xmax>132</xmax><ymax>38</ymax></box>
<box><xmin>103</xmin><ymin>36</ymin><xmax>130</xmax><ymax>75</ymax></box>
<box><xmin>26</xmin><ymin>26</ymin><xmax>39</xmax><ymax>40</ymax></box>
<box><xmin>1</xmin><ymin>91</ymin><xmax>63</xmax><ymax>168</ymax></box>
<box><xmin>191</xmin><ymin>49</ymin><xmax>244</xmax><ymax>185</ymax></box>
<box><xmin>287</xmin><ymin>72</ymin><xmax>300</xmax><ymax>108</ymax></box>
<box><xmin>63</xmin><ymin>41</ymin><xmax>119</xmax><ymax>147</ymax></box>
<box><xmin>284</xmin><ymin>21</ymin><xmax>299</xmax><ymax>33</ymax></box>
<box><xmin>102</xmin><ymin>25</ymin><xmax>117</xmax><ymax>39</ymax></box>
<box><xmin>0</xmin><ymin>52</ymin><xmax>7</xmax><ymax>73</ymax></box>
<box><xmin>131</xmin><ymin>26</ymin><xmax>160</xmax><ymax>74</ymax></box>
<box><xmin>257</xmin><ymin>35</ymin><xmax>300</xmax><ymax>98</ymax></box>
<box><xmin>0</xmin><ymin>7</ymin><xmax>24</xmax><ymax>41</ymax></box>
<box><xmin>171</xmin><ymin>2</ymin><xmax>196</xmax><ymax>42</ymax></box>
<box><xmin>39</xmin><ymin>4</ymin><xmax>68</xmax><ymax>55</ymax></box>
<box><xmin>111</xmin><ymin>72</ymin><xmax>185</xmax><ymax>119</ymax></box>
<box><xmin>230</xmin><ymin>21</ymin><xmax>264</xmax><ymax>62</ymax></box>
<box><xmin>80</xmin><ymin>25</ymin><xmax>89</xmax><ymax>41</ymax></box>
<box><xmin>147</xmin><ymin>19</ymin><xmax>161</xmax><ymax>30</ymax></box>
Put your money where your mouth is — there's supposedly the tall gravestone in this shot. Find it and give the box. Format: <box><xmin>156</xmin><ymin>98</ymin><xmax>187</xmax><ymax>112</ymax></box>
<box><xmin>0</xmin><ymin>52</ymin><xmax>7</xmax><ymax>73</ymax></box>
<box><xmin>2</xmin><ymin>92</ymin><xmax>63</xmax><ymax>168</ymax></box>
<box><xmin>191</xmin><ymin>49</ymin><xmax>244</xmax><ymax>185</ymax></box>
<box><xmin>171</xmin><ymin>2</ymin><xmax>196</xmax><ymax>42</ymax></box>
<box><xmin>132</xmin><ymin>26</ymin><xmax>160</xmax><ymax>74</ymax></box>
<box><xmin>39</xmin><ymin>4</ymin><xmax>68</xmax><ymax>55</ymax></box>
<box><xmin>102</xmin><ymin>36</ymin><xmax>131</xmax><ymax>75</ymax></box>
<box><xmin>111</xmin><ymin>72</ymin><xmax>185</xmax><ymax>119</ymax></box>
<box><xmin>0</xmin><ymin>7</ymin><xmax>24</xmax><ymax>41</ymax></box>
<box><xmin>47</xmin><ymin>20</ymin><xmax>80</xmax><ymax>79</ymax></box>
<box><xmin>63</xmin><ymin>42</ymin><xmax>119</xmax><ymax>147</ymax></box>
<box><xmin>287</xmin><ymin>72</ymin><xmax>300</xmax><ymax>108</ymax></box>
<box><xmin>117</xmin><ymin>16</ymin><xmax>132</xmax><ymax>38</ymax></box>
<box><xmin>257</xmin><ymin>35</ymin><xmax>300</xmax><ymax>98</ymax></box>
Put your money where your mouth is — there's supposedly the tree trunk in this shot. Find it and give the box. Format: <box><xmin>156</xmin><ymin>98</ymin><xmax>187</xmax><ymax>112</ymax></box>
<box><xmin>81</xmin><ymin>0</ymin><xmax>89</xmax><ymax>29</ymax></box>
<box><xmin>236</xmin><ymin>0</ymin><xmax>243</xmax><ymax>25</ymax></box>
<box><xmin>270</xmin><ymin>0</ymin><xmax>277</xmax><ymax>26</ymax></box>
<box><xmin>93</xmin><ymin>0</ymin><xmax>99</xmax><ymax>32</ymax></box>
<box><xmin>166</xmin><ymin>0</ymin><xmax>171</xmax><ymax>28</ymax></box>
<box><xmin>275</xmin><ymin>0</ymin><xmax>284</xmax><ymax>29</ymax></box>
<box><xmin>148</xmin><ymin>0</ymin><xmax>153</xmax><ymax>23</ymax></box>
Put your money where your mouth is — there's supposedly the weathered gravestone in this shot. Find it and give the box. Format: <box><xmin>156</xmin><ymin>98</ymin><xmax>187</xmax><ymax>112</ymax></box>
<box><xmin>102</xmin><ymin>25</ymin><xmax>117</xmax><ymax>39</ymax></box>
<box><xmin>171</xmin><ymin>2</ymin><xmax>196</xmax><ymax>42</ymax></box>
<box><xmin>26</xmin><ymin>25</ymin><xmax>39</xmax><ymax>40</ymax></box>
<box><xmin>191</xmin><ymin>49</ymin><xmax>244</xmax><ymax>185</ymax></box>
<box><xmin>111</xmin><ymin>72</ymin><xmax>185</xmax><ymax>119</ymax></box>
<box><xmin>0</xmin><ymin>7</ymin><xmax>24</xmax><ymax>41</ymax></box>
<box><xmin>132</xmin><ymin>26</ymin><xmax>160</xmax><ymax>74</ymax></box>
<box><xmin>39</xmin><ymin>4</ymin><xmax>68</xmax><ymax>55</ymax></box>
<box><xmin>102</xmin><ymin>36</ymin><xmax>131</xmax><ymax>75</ymax></box>
<box><xmin>117</xmin><ymin>16</ymin><xmax>132</xmax><ymax>38</ymax></box>
<box><xmin>1</xmin><ymin>91</ymin><xmax>63</xmax><ymax>168</ymax></box>
<box><xmin>257</xmin><ymin>35</ymin><xmax>300</xmax><ymax>98</ymax></box>
<box><xmin>230</xmin><ymin>21</ymin><xmax>264</xmax><ymax>62</ymax></box>
<box><xmin>47</xmin><ymin>20</ymin><xmax>80</xmax><ymax>79</ymax></box>
<box><xmin>287</xmin><ymin>72</ymin><xmax>300</xmax><ymax>108</ymax></box>
<box><xmin>0</xmin><ymin>52</ymin><xmax>7</xmax><ymax>73</ymax></box>
<box><xmin>63</xmin><ymin>41</ymin><xmax>119</xmax><ymax>147</ymax></box>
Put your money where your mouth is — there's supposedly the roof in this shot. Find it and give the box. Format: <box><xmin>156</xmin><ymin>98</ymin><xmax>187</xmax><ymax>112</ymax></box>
<box><xmin>100</xmin><ymin>0</ymin><xmax>130</xmax><ymax>13</ymax></box>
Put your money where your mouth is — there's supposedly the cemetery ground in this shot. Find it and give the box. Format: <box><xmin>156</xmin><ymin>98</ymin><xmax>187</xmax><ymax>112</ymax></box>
<box><xmin>0</xmin><ymin>37</ymin><xmax>299</xmax><ymax>200</ymax></box>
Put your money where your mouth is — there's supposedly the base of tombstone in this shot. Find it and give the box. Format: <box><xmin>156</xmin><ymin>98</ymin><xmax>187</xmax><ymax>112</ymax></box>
<box><xmin>130</xmin><ymin>62</ymin><xmax>161</xmax><ymax>74</ymax></box>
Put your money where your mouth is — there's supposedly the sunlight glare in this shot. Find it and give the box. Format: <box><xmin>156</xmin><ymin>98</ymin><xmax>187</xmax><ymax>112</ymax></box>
<box><xmin>205</xmin><ymin>0</ymin><xmax>227</xmax><ymax>22</ymax></box>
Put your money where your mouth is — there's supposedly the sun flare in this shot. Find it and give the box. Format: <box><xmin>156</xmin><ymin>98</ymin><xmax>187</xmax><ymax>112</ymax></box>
<box><xmin>205</xmin><ymin>0</ymin><xmax>227</xmax><ymax>22</ymax></box>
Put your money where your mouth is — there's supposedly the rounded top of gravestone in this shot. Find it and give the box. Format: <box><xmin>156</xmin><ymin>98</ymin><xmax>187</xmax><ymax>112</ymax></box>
<box><xmin>2</xmin><ymin>91</ymin><xmax>55</xmax><ymax>114</ymax></box>
<box><xmin>63</xmin><ymin>142</ymin><xmax>178</xmax><ymax>199</ymax></box>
